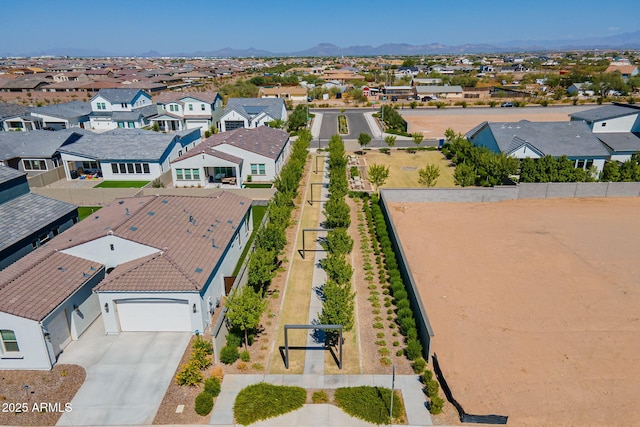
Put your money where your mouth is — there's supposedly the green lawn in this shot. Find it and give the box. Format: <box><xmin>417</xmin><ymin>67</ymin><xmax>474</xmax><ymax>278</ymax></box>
<box><xmin>78</xmin><ymin>206</ymin><xmax>102</xmax><ymax>221</ymax></box>
<box><xmin>232</xmin><ymin>205</ymin><xmax>268</xmax><ymax>276</ymax></box>
<box><xmin>243</xmin><ymin>183</ymin><xmax>273</xmax><ymax>188</ymax></box>
<box><xmin>94</xmin><ymin>180</ymin><xmax>149</xmax><ymax>188</ymax></box>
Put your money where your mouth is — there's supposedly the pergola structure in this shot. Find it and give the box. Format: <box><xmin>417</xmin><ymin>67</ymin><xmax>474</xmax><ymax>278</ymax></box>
<box><xmin>283</xmin><ymin>324</ymin><xmax>343</xmax><ymax>369</ymax></box>
<box><xmin>299</xmin><ymin>228</ymin><xmax>332</xmax><ymax>259</ymax></box>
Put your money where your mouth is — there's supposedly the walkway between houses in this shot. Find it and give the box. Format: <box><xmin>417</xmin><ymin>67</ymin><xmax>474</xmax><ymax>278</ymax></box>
<box><xmin>209</xmin><ymin>374</ymin><xmax>433</xmax><ymax>426</ymax></box>
<box><xmin>304</xmin><ymin>155</ymin><xmax>330</xmax><ymax>374</ymax></box>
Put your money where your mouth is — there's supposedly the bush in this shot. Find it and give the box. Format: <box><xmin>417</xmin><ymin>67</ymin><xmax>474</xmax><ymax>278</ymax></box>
<box><xmin>204</xmin><ymin>376</ymin><xmax>221</xmax><ymax>397</ymax></box>
<box><xmin>193</xmin><ymin>336</ymin><xmax>213</xmax><ymax>354</ymax></box>
<box><xmin>226</xmin><ymin>332</ymin><xmax>242</xmax><ymax>348</ymax></box>
<box><xmin>334</xmin><ymin>386</ymin><xmax>404</xmax><ymax>425</ymax></box>
<box><xmin>220</xmin><ymin>345</ymin><xmax>240</xmax><ymax>364</ymax></box>
<box><xmin>194</xmin><ymin>391</ymin><xmax>214</xmax><ymax>416</ymax></box>
<box><xmin>421</xmin><ymin>370</ymin><xmax>433</xmax><ymax>384</ymax></box>
<box><xmin>312</xmin><ymin>390</ymin><xmax>329</xmax><ymax>403</ymax></box>
<box><xmin>191</xmin><ymin>347</ymin><xmax>212</xmax><ymax>370</ymax></box>
<box><xmin>427</xmin><ymin>379</ymin><xmax>440</xmax><ymax>397</ymax></box>
<box><xmin>429</xmin><ymin>394</ymin><xmax>445</xmax><ymax>415</ymax></box>
<box><xmin>234</xmin><ymin>383</ymin><xmax>306</xmax><ymax>425</ymax></box>
<box><xmin>413</xmin><ymin>357</ymin><xmax>427</xmax><ymax>373</ymax></box>
<box><xmin>240</xmin><ymin>350</ymin><xmax>251</xmax><ymax>362</ymax></box>
<box><xmin>406</xmin><ymin>338</ymin><xmax>423</xmax><ymax>360</ymax></box>
<box><xmin>175</xmin><ymin>360</ymin><xmax>203</xmax><ymax>386</ymax></box>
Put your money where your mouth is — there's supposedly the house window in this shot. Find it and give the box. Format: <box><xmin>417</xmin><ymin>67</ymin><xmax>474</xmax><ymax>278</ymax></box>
<box><xmin>576</xmin><ymin>159</ymin><xmax>585</xmax><ymax>169</ymax></box>
<box><xmin>118</xmin><ymin>121</ymin><xmax>125</xmax><ymax>128</ymax></box>
<box><xmin>250</xmin><ymin>163</ymin><xmax>266</xmax><ymax>175</ymax></box>
<box><xmin>126</xmin><ymin>163</ymin><xmax>134</xmax><ymax>173</ymax></box>
<box><xmin>121</xmin><ymin>103</ymin><xmax>127</xmax><ymax>108</ymax></box>
<box><xmin>189</xmin><ymin>104</ymin><xmax>193</xmax><ymax>111</ymax></box>
<box><xmin>127</xmin><ymin>122</ymin><xmax>134</xmax><ymax>128</ymax></box>
<box><xmin>135</xmin><ymin>163</ymin><xmax>142</xmax><ymax>174</ymax></box>
<box><xmin>0</xmin><ymin>330</ymin><xmax>20</xmax><ymax>353</ymax></box>
<box><xmin>201</xmin><ymin>104</ymin><xmax>205</xmax><ymax>111</ymax></box>
<box><xmin>23</xmin><ymin>159</ymin><xmax>47</xmax><ymax>171</ymax></box>
<box><xmin>175</xmin><ymin>168</ymin><xmax>199</xmax><ymax>180</ymax></box>
<box><xmin>586</xmin><ymin>159</ymin><xmax>594</xmax><ymax>169</ymax></box>
<box><xmin>111</xmin><ymin>164</ymin><xmax>118</xmax><ymax>174</ymax></box>
<box><xmin>184</xmin><ymin>169</ymin><xmax>192</xmax><ymax>180</ymax></box>
<box><xmin>601</xmin><ymin>122</ymin><xmax>607</xmax><ymax>127</ymax></box>
<box><xmin>176</xmin><ymin>169</ymin><xmax>183</xmax><ymax>180</ymax></box>
<box><xmin>193</xmin><ymin>169</ymin><xmax>200</xmax><ymax>180</ymax></box>
<box><xmin>96</xmin><ymin>102</ymin><xmax>106</xmax><ymax>110</ymax></box>
<box><xmin>143</xmin><ymin>163</ymin><xmax>150</xmax><ymax>173</ymax></box>
<box><xmin>119</xmin><ymin>163</ymin><xmax>127</xmax><ymax>174</ymax></box>
<box><xmin>82</xmin><ymin>161</ymin><xmax>98</xmax><ymax>170</ymax></box>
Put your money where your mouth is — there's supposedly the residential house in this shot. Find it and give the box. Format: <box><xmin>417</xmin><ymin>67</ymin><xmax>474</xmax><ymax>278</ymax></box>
<box><xmin>382</xmin><ymin>86</ymin><xmax>415</xmax><ymax>100</ymax></box>
<box><xmin>0</xmin><ymin>165</ymin><xmax>77</xmax><ymax>270</ymax></box>
<box><xmin>219</xmin><ymin>98</ymin><xmax>287</xmax><ymax>132</ymax></box>
<box><xmin>0</xmin><ymin>192</ymin><xmax>251</xmax><ymax>369</ymax></box>
<box><xmin>30</xmin><ymin>101</ymin><xmax>91</xmax><ymax>130</ymax></box>
<box><xmin>151</xmin><ymin>91</ymin><xmax>223</xmax><ymax>134</ymax></box>
<box><xmin>259</xmin><ymin>86</ymin><xmax>307</xmax><ymax>102</ymax></box>
<box><xmin>570</xmin><ymin>103</ymin><xmax>640</xmax><ymax>162</ymax></box>
<box><xmin>0</xmin><ymin>102</ymin><xmax>39</xmax><ymax>132</ymax></box>
<box><xmin>567</xmin><ymin>83</ymin><xmax>594</xmax><ymax>97</ymax></box>
<box><xmin>170</xmin><ymin>126</ymin><xmax>290</xmax><ymax>188</ymax></box>
<box><xmin>88</xmin><ymin>88</ymin><xmax>155</xmax><ymax>131</ymax></box>
<box><xmin>604</xmin><ymin>64</ymin><xmax>639</xmax><ymax>81</ymax></box>
<box><xmin>58</xmin><ymin>128</ymin><xmax>201</xmax><ymax>180</ymax></box>
<box><xmin>466</xmin><ymin>120</ymin><xmax>610</xmax><ymax>174</ymax></box>
<box><xmin>0</xmin><ymin>129</ymin><xmax>83</xmax><ymax>174</ymax></box>
<box><xmin>415</xmin><ymin>85</ymin><xmax>464</xmax><ymax>99</ymax></box>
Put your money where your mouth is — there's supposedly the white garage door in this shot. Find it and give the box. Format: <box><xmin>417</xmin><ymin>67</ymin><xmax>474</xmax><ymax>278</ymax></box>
<box><xmin>186</xmin><ymin>120</ymin><xmax>208</xmax><ymax>130</ymax></box>
<box><xmin>116</xmin><ymin>300</ymin><xmax>191</xmax><ymax>332</ymax></box>
<box><xmin>46</xmin><ymin>309</ymin><xmax>71</xmax><ymax>356</ymax></box>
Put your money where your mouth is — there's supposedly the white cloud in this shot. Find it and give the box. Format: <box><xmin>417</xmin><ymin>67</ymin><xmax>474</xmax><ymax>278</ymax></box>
<box><xmin>608</xmin><ymin>27</ymin><xmax>620</xmax><ymax>32</ymax></box>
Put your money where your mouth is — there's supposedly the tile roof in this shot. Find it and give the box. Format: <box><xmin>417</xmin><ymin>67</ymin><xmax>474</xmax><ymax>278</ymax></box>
<box><xmin>0</xmin><ymin>192</ymin><xmax>251</xmax><ymax>318</ymax></box>
<box><xmin>94</xmin><ymin>192</ymin><xmax>251</xmax><ymax>291</ymax></box>
<box><xmin>569</xmin><ymin>104</ymin><xmax>640</xmax><ymax>122</ymax></box>
<box><xmin>596</xmin><ymin>132</ymin><xmax>640</xmax><ymax>153</ymax></box>
<box><xmin>224</xmin><ymin>98</ymin><xmax>285</xmax><ymax>121</ymax></box>
<box><xmin>154</xmin><ymin>91</ymin><xmax>220</xmax><ymax>105</ymax></box>
<box><xmin>481</xmin><ymin>120</ymin><xmax>610</xmax><ymax>158</ymax></box>
<box><xmin>0</xmin><ymin>251</ymin><xmax>101</xmax><ymax>321</ymax></box>
<box><xmin>94</xmin><ymin>88</ymin><xmax>145</xmax><ymax>103</ymax></box>
<box><xmin>0</xmin><ymin>192</ymin><xmax>77</xmax><ymax>252</ymax></box>
<box><xmin>0</xmin><ymin>102</ymin><xmax>30</xmax><ymax>120</ymax></box>
<box><xmin>31</xmin><ymin>100</ymin><xmax>92</xmax><ymax>119</ymax></box>
<box><xmin>0</xmin><ymin>130</ymin><xmax>83</xmax><ymax>161</ymax></box>
<box><xmin>171</xmin><ymin>145</ymin><xmax>243</xmax><ymax>165</ymax></box>
<box><xmin>58</xmin><ymin>128</ymin><xmax>198</xmax><ymax>161</ymax></box>
<box><xmin>0</xmin><ymin>165</ymin><xmax>26</xmax><ymax>185</ymax></box>
<box><xmin>203</xmin><ymin>126</ymin><xmax>289</xmax><ymax>160</ymax></box>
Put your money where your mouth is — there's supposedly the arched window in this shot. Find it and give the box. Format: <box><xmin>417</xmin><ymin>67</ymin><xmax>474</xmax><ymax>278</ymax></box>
<box><xmin>0</xmin><ymin>330</ymin><xmax>19</xmax><ymax>352</ymax></box>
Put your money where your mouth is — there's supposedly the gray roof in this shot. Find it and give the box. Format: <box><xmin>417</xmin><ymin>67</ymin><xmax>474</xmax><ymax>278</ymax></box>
<box><xmin>470</xmin><ymin>120</ymin><xmax>610</xmax><ymax>158</ymax></box>
<box><xmin>206</xmin><ymin>126</ymin><xmax>289</xmax><ymax>160</ymax></box>
<box><xmin>59</xmin><ymin>128</ymin><xmax>198</xmax><ymax>162</ymax></box>
<box><xmin>224</xmin><ymin>98</ymin><xmax>285</xmax><ymax>121</ymax></box>
<box><xmin>416</xmin><ymin>85</ymin><xmax>463</xmax><ymax>94</ymax></box>
<box><xmin>94</xmin><ymin>88</ymin><xmax>146</xmax><ymax>104</ymax></box>
<box><xmin>0</xmin><ymin>192</ymin><xmax>76</xmax><ymax>253</ymax></box>
<box><xmin>0</xmin><ymin>165</ymin><xmax>26</xmax><ymax>185</ymax></box>
<box><xmin>31</xmin><ymin>100</ymin><xmax>91</xmax><ymax>119</ymax></box>
<box><xmin>596</xmin><ymin>132</ymin><xmax>640</xmax><ymax>153</ymax></box>
<box><xmin>569</xmin><ymin>105</ymin><xmax>640</xmax><ymax>122</ymax></box>
<box><xmin>0</xmin><ymin>102</ymin><xmax>30</xmax><ymax>120</ymax></box>
<box><xmin>0</xmin><ymin>130</ymin><xmax>82</xmax><ymax>161</ymax></box>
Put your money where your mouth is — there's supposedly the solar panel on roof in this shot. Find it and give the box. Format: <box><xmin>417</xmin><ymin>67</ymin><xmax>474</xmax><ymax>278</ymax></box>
<box><xmin>244</xmin><ymin>106</ymin><xmax>265</xmax><ymax>115</ymax></box>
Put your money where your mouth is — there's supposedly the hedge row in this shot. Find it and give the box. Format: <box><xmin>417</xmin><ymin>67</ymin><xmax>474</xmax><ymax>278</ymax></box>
<box><xmin>363</xmin><ymin>194</ymin><xmax>423</xmax><ymax>360</ymax></box>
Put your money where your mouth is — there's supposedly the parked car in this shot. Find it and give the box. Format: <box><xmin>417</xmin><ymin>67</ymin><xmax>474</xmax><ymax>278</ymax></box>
<box><xmin>422</xmin><ymin>96</ymin><xmax>438</xmax><ymax>101</ymax></box>
<box><xmin>391</xmin><ymin>96</ymin><xmax>398</xmax><ymax>102</ymax></box>
<box><xmin>501</xmin><ymin>102</ymin><xmax>514</xmax><ymax>107</ymax></box>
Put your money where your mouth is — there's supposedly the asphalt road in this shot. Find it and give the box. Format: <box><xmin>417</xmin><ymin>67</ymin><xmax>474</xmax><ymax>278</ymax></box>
<box><xmin>316</xmin><ymin>109</ymin><xmax>375</xmax><ymax>140</ymax></box>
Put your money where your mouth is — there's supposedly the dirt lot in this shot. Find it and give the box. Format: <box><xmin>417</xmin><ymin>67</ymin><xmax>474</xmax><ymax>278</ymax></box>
<box><xmin>387</xmin><ymin>197</ymin><xmax>640</xmax><ymax>426</ymax></box>
<box><xmin>402</xmin><ymin>107</ymin><xmax>591</xmax><ymax>139</ymax></box>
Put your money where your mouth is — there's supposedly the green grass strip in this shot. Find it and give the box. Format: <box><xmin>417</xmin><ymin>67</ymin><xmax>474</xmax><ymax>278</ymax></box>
<box><xmin>94</xmin><ymin>180</ymin><xmax>149</xmax><ymax>188</ymax></box>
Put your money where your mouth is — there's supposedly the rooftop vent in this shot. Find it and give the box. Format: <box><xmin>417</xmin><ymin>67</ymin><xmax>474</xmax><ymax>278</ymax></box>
<box><xmin>162</xmin><ymin>199</ymin><xmax>168</xmax><ymax>204</ymax></box>
<box><xmin>125</xmin><ymin>208</ymin><xmax>130</xmax><ymax>216</ymax></box>
<box><xmin>195</xmin><ymin>267</ymin><xmax>203</xmax><ymax>273</ymax></box>
<box><xmin>148</xmin><ymin>211</ymin><xmax>155</xmax><ymax>216</ymax></box>
<box><xmin>129</xmin><ymin>226</ymin><xmax>137</xmax><ymax>231</ymax></box>
<box><xmin>57</xmin><ymin>267</ymin><xmax>66</xmax><ymax>272</ymax></box>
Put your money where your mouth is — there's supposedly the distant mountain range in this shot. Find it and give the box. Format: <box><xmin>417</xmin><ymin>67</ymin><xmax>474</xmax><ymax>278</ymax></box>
<box><xmin>10</xmin><ymin>30</ymin><xmax>640</xmax><ymax>58</ymax></box>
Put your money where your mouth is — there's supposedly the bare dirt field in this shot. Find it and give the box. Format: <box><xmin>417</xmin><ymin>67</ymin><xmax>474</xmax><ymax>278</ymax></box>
<box><xmin>387</xmin><ymin>197</ymin><xmax>640</xmax><ymax>426</ymax></box>
<box><xmin>403</xmin><ymin>107</ymin><xmax>590</xmax><ymax>139</ymax></box>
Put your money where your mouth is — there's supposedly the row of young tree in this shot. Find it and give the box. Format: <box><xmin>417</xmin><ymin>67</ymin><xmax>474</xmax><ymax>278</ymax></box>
<box><xmin>222</xmin><ymin>131</ymin><xmax>311</xmax><ymax>361</ymax></box>
<box><xmin>319</xmin><ymin>135</ymin><xmax>355</xmax><ymax>343</ymax></box>
<box><xmin>442</xmin><ymin>129</ymin><xmax>605</xmax><ymax>186</ymax></box>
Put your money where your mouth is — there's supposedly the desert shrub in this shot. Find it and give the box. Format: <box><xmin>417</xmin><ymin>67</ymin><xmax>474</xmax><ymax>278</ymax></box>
<box><xmin>191</xmin><ymin>347</ymin><xmax>212</xmax><ymax>370</ymax></box>
<box><xmin>176</xmin><ymin>360</ymin><xmax>203</xmax><ymax>386</ymax></box>
<box><xmin>220</xmin><ymin>345</ymin><xmax>240</xmax><ymax>364</ymax></box>
<box><xmin>429</xmin><ymin>394</ymin><xmax>445</xmax><ymax>414</ymax></box>
<box><xmin>398</xmin><ymin>316</ymin><xmax>416</xmax><ymax>335</ymax></box>
<box><xmin>406</xmin><ymin>338</ymin><xmax>423</xmax><ymax>360</ymax></box>
<box><xmin>406</xmin><ymin>327</ymin><xmax>418</xmax><ymax>340</ymax></box>
<box><xmin>312</xmin><ymin>390</ymin><xmax>329</xmax><ymax>403</ymax></box>
<box><xmin>226</xmin><ymin>331</ymin><xmax>242</xmax><ymax>348</ymax></box>
<box><xmin>413</xmin><ymin>357</ymin><xmax>427</xmax><ymax>373</ymax></box>
<box><xmin>395</xmin><ymin>299</ymin><xmax>410</xmax><ymax>310</ymax></box>
<box><xmin>421</xmin><ymin>370</ymin><xmax>433</xmax><ymax>384</ymax></box>
<box><xmin>334</xmin><ymin>386</ymin><xmax>404</xmax><ymax>425</ymax></box>
<box><xmin>193</xmin><ymin>336</ymin><xmax>214</xmax><ymax>354</ymax></box>
<box><xmin>204</xmin><ymin>376</ymin><xmax>221</xmax><ymax>397</ymax></box>
<box><xmin>194</xmin><ymin>391</ymin><xmax>214</xmax><ymax>416</ymax></box>
<box><xmin>427</xmin><ymin>379</ymin><xmax>440</xmax><ymax>397</ymax></box>
<box><xmin>392</xmin><ymin>290</ymin><xmax>408</xmax><ymax>301</ymax></box>
<box><xmin>240</xmin><ymin>350</ymin><xmax>251</xmax><ymax>362</ymax></box>
<box><xmin>397</xmin><ymin>307</ymin><xmax>413</xmax><ymax>319</ymax></box>
<box><xmin>234</xmin><ymin>383</ymin><xmax>306</xmax><ymax>425</ymax></box>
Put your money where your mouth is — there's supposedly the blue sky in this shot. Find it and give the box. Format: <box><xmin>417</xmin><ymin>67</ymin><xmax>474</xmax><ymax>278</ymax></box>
<box><xmin>2</xmin><ymin>0</ymin><xmax>638</xmax><ymax>55</ymax></box>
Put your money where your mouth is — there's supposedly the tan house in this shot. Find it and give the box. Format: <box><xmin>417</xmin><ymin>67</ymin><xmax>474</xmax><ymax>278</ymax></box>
<box><xmin>259</xmin><ymin>86</ymin><xmax>307</xmax><ymax>101</ymax></box>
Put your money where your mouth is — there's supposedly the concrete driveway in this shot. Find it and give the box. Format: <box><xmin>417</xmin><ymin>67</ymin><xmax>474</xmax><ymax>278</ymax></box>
<box><xmin>56</xmin><ymin>316</ymin><xmax>191</xmax><ymax>426</ymax></box>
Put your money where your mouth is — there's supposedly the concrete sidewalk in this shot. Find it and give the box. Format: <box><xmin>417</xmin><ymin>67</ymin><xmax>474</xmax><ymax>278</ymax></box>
<box><xmin>209</xmin><ymin>374</ymin><xmax>432</xmax><ymax>426</ymax></box>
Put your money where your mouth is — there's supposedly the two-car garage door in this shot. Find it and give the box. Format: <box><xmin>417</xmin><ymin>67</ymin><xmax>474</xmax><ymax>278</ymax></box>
<box><xmin>115</xmin><ymin>300</ymin><xmax>191</xmax><ymax>332</ymax></box>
